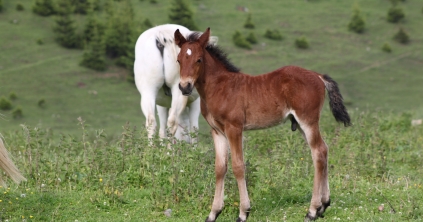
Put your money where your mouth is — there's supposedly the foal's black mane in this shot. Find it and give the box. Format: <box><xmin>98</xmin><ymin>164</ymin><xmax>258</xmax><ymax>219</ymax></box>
<box><xmin>187</xmin><ymin>32</ymin><xmax>240</xmax><ymax>73</ymax></box>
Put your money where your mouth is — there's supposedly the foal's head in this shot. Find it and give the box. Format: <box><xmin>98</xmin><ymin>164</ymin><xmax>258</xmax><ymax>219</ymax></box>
<box><xmin>174</xmin><ymin>28</ymin><xmax>210</xmax><ymax>96</ymax></box>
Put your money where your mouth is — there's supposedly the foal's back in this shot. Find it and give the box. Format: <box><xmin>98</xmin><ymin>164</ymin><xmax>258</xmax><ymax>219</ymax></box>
<box><xmin>231</xmin><ymin>66</ymin><xmax>327</xmax><ymax>130</ymax></box>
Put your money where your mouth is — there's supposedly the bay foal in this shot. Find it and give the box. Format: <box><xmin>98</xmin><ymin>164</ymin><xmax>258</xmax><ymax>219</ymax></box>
<box><xmin>174</xmin><ymin>28</ymin><xmax>351</xmax><ymax>222</ymax></box>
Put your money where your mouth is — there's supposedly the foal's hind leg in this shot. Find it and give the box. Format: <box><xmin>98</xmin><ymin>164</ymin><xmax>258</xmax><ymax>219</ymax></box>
<box><xmin>298</xmin><ymin>123</ymin><xmax>330</xmax><ymax>221</ymax></box>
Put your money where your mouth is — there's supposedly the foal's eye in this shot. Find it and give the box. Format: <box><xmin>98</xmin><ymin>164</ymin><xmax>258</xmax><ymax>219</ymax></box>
<box><xmin>196</xmin><ymin>58</ymin><xmax>202</xmax><ymax>63</ymax></box>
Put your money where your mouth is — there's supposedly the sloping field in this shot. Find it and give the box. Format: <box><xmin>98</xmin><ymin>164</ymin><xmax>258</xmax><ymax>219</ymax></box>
<box><xmin>1</xmin><ymin>0</ymin><xmax>422</xmax><ymax>136</ymax></box>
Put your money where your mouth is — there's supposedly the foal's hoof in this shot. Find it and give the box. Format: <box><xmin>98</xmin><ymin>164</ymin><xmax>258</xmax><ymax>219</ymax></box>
<box><xmin>304</xmin><ymin>200</ymin><xmax>331</xmax><ymax>222</ymax></box>
<box><xmin>304</xmin><ymin>212</ymin><xmax>318</xmax><ymax>222</ymax></box>
<box><xmin>205</xmin><ymin>210</ymin><xmax>222</xmax><ymax>222</ymax></box>
<box><xmin>236</xmin><ymin>218</ymin><xmax>246</xmax><ymax>222</ymax></box>
<box><xmin>318</xmin><ymin>199</ymin><xmax>331</xmax><ymax>216</ymax></box>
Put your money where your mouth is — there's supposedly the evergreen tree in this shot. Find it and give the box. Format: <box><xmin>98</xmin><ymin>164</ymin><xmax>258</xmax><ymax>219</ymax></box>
<box><xmin>232</xmin><ymin>31</ymin><xmax>251</xmax><ymax>49</ymax></box>
<box><xmin>387</xmin><ymin>6</ymin><xmax>405</xmax><ymax>23</ymax></box>
<box><xmin>92</xmin><ymin>0</ymin><xmax>101</xmax><ymax>11</ymax></box>
<box><xmin>143</xmin><ymin>18</ymin><xmax>153</xmax><ymax>29</ymax></box>
<box><xmin>295</xmin><ymin>36</ymin><xmax>310</xmax><ymax>49</ymax></box>
<box><xmin>394</xmin><ymin>27</ymin><xmax>410</xmax><ymax>44</ymax></box>
<box><xmin>103</xmin><ymin>0</ymin><xmax>135</xmax><ymax>58</ymax></box>
<box><xmin>169</xmin><ymin>0</ymin><xmax>198</xmax><ymax>30</ymax></box>
<box><xmin>53</xmin><ymin>0</ymin><xmax>83</xmax><ymax>48</ymax></box>
<box><xmin>115</xmin><ymin>29</ymin><xmax>140</xmax><ymax>80</ymax></box>
<box><xmin>16</xmin><ymin>3</ymin><xmax>25</xmax><ymax>11</ymax></box>
<box><xmin>73</xmin><ymin>0</ymin><xmax>91</xmax><ymax>14</ymax></box>
<box><xmin>348</xmin><ymin>7</ymin><xmax>365</xmax><ymax>33</ymax></box>
<box><xmin>80</xmin><ymin>27</ymin><xmax>107</xmax><ymax>71</ymax></box>
<box><xmin>244</xmin><ymin>14</ymin><xmax>255</xmax><ymax>29</ymax></box>
<box><xmin>264</xmin><ymin>29</ymin><xmax>283</xmax><ymax>41</ymax></box>
<box><xmin>382</xmin><ymin>42</ymin><xmax>392</xmax><ymax>53</ymax></box>
<box><xmin>245</xmin><ymin>32</ymin><xmax>257</xmax><ymax>44</ymax></box>
<box><xmin>83</xmin><ymin>13</ymin><xmax>105</xmax><ymax>43</ymax></box>
<box><xmin>32</xmin><ymin>0</ymin><xmax>56</xmax><ymax>16</ymax></box>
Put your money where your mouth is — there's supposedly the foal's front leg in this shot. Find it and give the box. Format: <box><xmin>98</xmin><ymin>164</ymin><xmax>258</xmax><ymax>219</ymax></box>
<box><xmin>206</xmin><ymin>129</ymin><xmax>228</xmax><ymax>222</ymax></box>
<box><xmin>227</xmin><ymin>125</ymin><xmax>250</xmax><ymax>222</ymax></box>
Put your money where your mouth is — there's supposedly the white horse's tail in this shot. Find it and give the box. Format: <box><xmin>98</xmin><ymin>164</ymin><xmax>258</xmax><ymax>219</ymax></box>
<box><xmin>0</xmin><ymin>137</ymin><xmax>26</xmax><ymax>186</ymax></box>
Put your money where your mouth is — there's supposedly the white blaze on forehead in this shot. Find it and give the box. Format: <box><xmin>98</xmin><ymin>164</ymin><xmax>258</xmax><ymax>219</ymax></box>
<box><xmin>187</xmin><ymin>48</ymin><xmax>192</xmax><ymax>56</ymax></box>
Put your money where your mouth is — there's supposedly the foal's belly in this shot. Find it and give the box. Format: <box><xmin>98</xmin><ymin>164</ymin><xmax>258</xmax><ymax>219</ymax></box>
<box><xmin>243</xmin><ymin>116</ymin><xmax>289</xmax><ymax>130</ymax></box>
<box><xmin>243</xmin><ymin>109</ymin><xmax>290</xmax><ymax>130</ymax></box>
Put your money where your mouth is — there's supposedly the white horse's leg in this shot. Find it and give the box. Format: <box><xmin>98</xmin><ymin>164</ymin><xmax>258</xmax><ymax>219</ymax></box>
<box><xmin>167</xmin><ymin>85</ymin><xmax>188</xmax><ymax>139</ymax></box>
<box><xmin>157</xmin><ymin>105</ymin><xmax>168</xmax><ymax>139</ymax></box>
<box><xmin>175</xmin><ymin>108</ymin><xmax>190</xmax><ymax>142</ymax></box>
<box><xmin>140</xmin><ymin>92</ymin><xmax>158</xmax><ymax>140</ymax></box>
<box><xmin>188</xmin><ymin>98</ymin><xmax>200</xmax><ymax>144</ymax></box>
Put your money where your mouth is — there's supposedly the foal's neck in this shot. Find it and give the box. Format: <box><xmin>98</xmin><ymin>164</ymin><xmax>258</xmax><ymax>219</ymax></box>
<box><xmin>195</xmin><ymin>51</ymin><xmax>241</xmax><ymax>100</ymax></box>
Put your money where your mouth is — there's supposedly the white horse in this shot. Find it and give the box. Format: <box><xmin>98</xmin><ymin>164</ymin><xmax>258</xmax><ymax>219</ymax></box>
<box><xmin>134</xmin><ymin>24</ymin><xmax>217</xmax><ymax>143</ymax></box>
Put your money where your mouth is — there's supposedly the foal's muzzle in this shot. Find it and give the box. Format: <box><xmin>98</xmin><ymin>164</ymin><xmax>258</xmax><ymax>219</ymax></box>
<box><xmin>179</xmin><ymin>82</ymin><xmax>193</xmax><ymax>96</ymax></box>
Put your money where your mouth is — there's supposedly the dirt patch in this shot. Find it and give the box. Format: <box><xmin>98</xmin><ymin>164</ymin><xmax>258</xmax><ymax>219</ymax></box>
<box><xmin>94</xmin><ymin>67</ymin><xmax>128</xmax><ymax>79</ymax></box>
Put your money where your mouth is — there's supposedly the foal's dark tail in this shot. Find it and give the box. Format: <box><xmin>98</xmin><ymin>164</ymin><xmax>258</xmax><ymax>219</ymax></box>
<box><xmin>321</xmin><ymin>74</ymin><xmax>351</xmax><ymax>127</ymax></box>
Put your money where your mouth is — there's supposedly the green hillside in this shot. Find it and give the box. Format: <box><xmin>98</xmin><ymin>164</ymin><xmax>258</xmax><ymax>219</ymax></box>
<box><xmin>1</xmin><ymin>0</ymin><xmax>423</xmax><ymax>136</ymax></box>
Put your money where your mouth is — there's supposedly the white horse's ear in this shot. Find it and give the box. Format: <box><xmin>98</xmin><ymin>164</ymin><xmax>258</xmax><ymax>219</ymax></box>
<box><xmin>208</xmin><ymin>36</ymin><xmax>218</xmax><ymax>45</ymax></box>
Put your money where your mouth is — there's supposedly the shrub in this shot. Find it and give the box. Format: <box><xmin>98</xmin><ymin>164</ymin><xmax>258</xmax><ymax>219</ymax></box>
<box><xmin>245</xmin><ymin>32</ymin><xmax>257</xmax><ymax>44</ymax></box>
<box><xmin>0</xmin><ymin>97</ymin><xmax>12</xmax><ymax>110</ymax></box>
<box><xmin>264</xmin><ymin>29</ymin><xmax>283</xmax><ymax>41</ymax></box>
<box><xmin>37</xmin><ymin>38</ymin><xmax>44</xmax><ymax>45</ymax></box>
<box><xmin>9</xmin><ymin>92</ymin><xmax>17</xmax><ymax>100</ymax></box>
<box><xmin>232</xmin><ymin>31</ymin><xmax>251</xmax><ymax>49</ymax></box>
<box><xmin>0</xmin><ymin>0</ymin><xmax>3</xmax><ymax>12</ymax></box>
<box><xmin>382</xmin><ymin>43</ymin><xmax>392</xmax><ymax>52</ymax></box>
<box><xmin>387</xmin><ymin>7</ymin><xmax>405</xmax><ymax>23</ymax></box>
<box><xmin>393</xmin><ymin>27</ymin><xmax>409</xmax><ymax>44</ymax></box>
<box><xmin>32</xmin><ymin>0</ymin><xmax>56</xmax><ymax>16</ymax></box>
<box><xmin>244</xmin><ymin>14</ymin><xmax>255</xmax><ymax>29</ymax></box>
<box><xmin>38</xmin><ymin>99</ymin><xmax>46</xmax><ymax>107</ymax></box>
<box><xmin>348</xmin><ymin>8</ymin><xmax>365</xmax><ymax>33</ymax></box>
<box><xmin>16</xmin><ymin>3</ymin><xmax>25</xmax><ymax>11</ymax></box>
<box><xmin>12</xmin><ymin>107</ymin><xmax>23</xmax><ymax>119</ymax></box>
<box><xmin>295</xmin><ymin>36</ymin><xmax>309</xmax><ymax>49</ymax></box>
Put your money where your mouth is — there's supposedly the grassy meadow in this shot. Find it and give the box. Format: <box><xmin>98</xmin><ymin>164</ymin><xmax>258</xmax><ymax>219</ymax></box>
<box><xmin>1</xmin><ymin>0</ymin><xmax>423</xmax><ymax>221</ymax></box>
<box><xmin>1</xmin><ymin>112</ymin><xmax>423</xmax><ymax>221</ymax></box>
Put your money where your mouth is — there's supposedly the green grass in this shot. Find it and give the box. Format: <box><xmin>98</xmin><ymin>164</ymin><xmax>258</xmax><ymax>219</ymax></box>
<box><xmin>1</xmin><ymin>0</ymin><xmax>423</xmax><ymax>136</ymax></box>
<box><xmin>1</xmin><ymin>112</ymin><xmax>422</xmax><ymax>221</ymax></box>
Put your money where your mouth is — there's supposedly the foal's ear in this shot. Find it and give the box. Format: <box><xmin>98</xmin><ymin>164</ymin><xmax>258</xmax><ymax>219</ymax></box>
<box><xmin>174</xmin><ymin>29</ymin><xmax>187</xmax><ymax>48</ymax></box>
<box><xmin>198</xmin><ymin>27</ymin><xmax>210</xmax><ymax>48</ymax></box>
